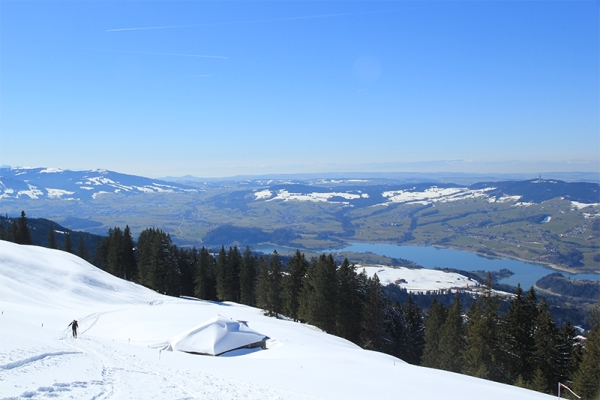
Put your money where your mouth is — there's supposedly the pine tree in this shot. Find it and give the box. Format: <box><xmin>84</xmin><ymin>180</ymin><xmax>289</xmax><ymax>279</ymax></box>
<box><xmin>282</xmin><ymin>250</ymin><xmax>308</xmax><ymax>321</ymax></box>
<box><xmin>572</xmin><ymin>302</ymin><xmax>600</xmax><ymax>400</ymax></box>
<box><xmin>194</xmin><ymin>247</ymin><xmax>217</xmax><ymax>300</ymax></box>
<box><xmin>498</xmin><ymin>284</ymin><xmax>538</xmax><ymax>384</ymax></box>
<box><xmin>400</xmin><ymin>295</ymin><xmax>425</xmax><ymax>365</ymax></box>
<box><xmin>437</xmin><ymin>294</ymin><xmax>465</xmax><ymax>373</ymax></box>
<box><xmin>299</xmin><ymin>254</ymin><xmax>338</xmax><ymax>333</ymax></box>
<box><xmin>336</xmin><ymin>258</ymin><xmax>362</xmax><ymax>344</ymax></box>
<box><xmin>532</xmin><ymin>298</ymin><xmax>560</xmax><ymax>394</ymax></box>
<box><xmin>239</xmin><ymin>246</ymin><xmax>257</xmax><ymax>306</ymax></box>
<box><xmin>15</xmin><ymin>211</ymin><xmax>32</xmax><ymax>245</ymax></box>
<box><xmin>215</xmin><ymin>246</ymin><xmax>231</xmax><ymax>301</ymax></box>
<box><xmin>177</xmin><ymin>247</ymin><xmax>196</xmax><ymax>297</ymax></box>
<box><xmin>462</xmin><ymin>273</ymin><xmax>501</xmax><ymax>381</ymax></box>
<box><xmin>63</xmin><ymin>230</ymin><xmax>73</xmax><ymax>253</ymax></box>
<box><xmin>264</xmin><ymin>250</ymin><xmax>283</xmax><ymax>317</ymax></box>
<box><xmin>421</xmin><ymin>298</ymin><xmax>448</xmax><ymax>368</ymax></box>
<box><xmin>122</xmin><ymin>226</ymin><xmax>137</xmax><ymax>281</ymax></box>
<box><xmin>227</xmin><ymin>246</ymin><xmax>242</xmax><ymax>302</ymax></box>
<box><xmin>77</xmin><ymin>235</ymin><xmax>89</xmax><ymax>260</ymax></box>
<box><xmin>48</xmin><ymin>224</ymin><xmax>57</xmax><ymax>249</ymax></box>
<box><xmin>255</xmin><ymin>256</ymin><xmax>270</xmax><ymax>310</ymax></box>
<box><xmin>360</xmin><ymin>274</ymin><xmax>385</xmax><ymax>350</ymax></box>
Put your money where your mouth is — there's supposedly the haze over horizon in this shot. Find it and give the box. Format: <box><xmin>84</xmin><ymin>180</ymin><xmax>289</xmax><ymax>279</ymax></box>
<box><xmin>1</xmin><ymin>1</ymin><xmax>598</xmax><ymax>178</ymax></box>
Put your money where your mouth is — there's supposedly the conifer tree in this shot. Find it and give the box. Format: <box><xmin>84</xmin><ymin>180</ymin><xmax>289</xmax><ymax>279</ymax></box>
<box><xmin>572</xmin><ymin>302</ymin><xmax>600</xmax><ymax>399</ymax></box>
<box><xmin>215</xmin><ymin>246</ymin><xmax>229</xmax><ymax>301</ymax></box>
<box><xmin>498</xmin><ymin>284</ymin><xmax>538</xmax><ymax>383</ymax></box>
<box><xmin>400</xmin><ymin>295</ymin><xmax>425</xmax><ymax>365</ymax></box>
<box><xmin>360</xmin><ymin>274</ymin><xmax>385</xmax><ymax>350</ymax></box>
<box><xmin>336</xmin><ymin>258</ymin><xmax>362</xmax><ymax>344</ymax></box>
<box><xmin>63</xmin><ymin>230</ymin><xmax>73</xmax><ymax>253</ymax></box>
<box><xmin>48</xmin><ymin>224</ymin><xmax>57</xmax><ymax>249</ymax></box>
<box><xmin>532</xmin><ymin>298</ymin><xmax>560</xmax><ymax>394</ymax></box>
<box><xmin>299</xmin><ymin>254</ymin><xmax>338</xmax><ymax>333</ymax></box>
<box><xmin>77</xmin><ymin>235</ymin><xmax>88</xmax><ymax>261</ymax></box>
<box><xmin>15</xmin><ymin>211</ymin><xmax>32</xmax><ymax>245</ymax></box>
<box><xmin>227</xmin><ymin>246</ymin><xmax>242</xmax><ymax>302</ymax></box>
<box><xmin>437</xmin><ymin>294</ymin><xmax>465</xmax><ymax>373</ymax></box>
<box><xmin>421</xmin><ymin>298</ymin><xmax>448</xmax><ymax>368</ymax></box>
<box><xmin>462</xmin><ymin>273</ymin><xmax>501</xmax><ymax>381</ymax></box>
<box><xmin>177</xmin><ymin>247</ymin><xmax>196</xmax><ymax>297</ymax></box>
<box><xmin>194</xmin><ymin>247</ymin><xmax>217</xmax><ymax>300</ymax></box>
<box><xmin>282</xmin><ymin>250</ymin><xmax>308</xmax><ymax>321</ymax></box>
<box><xmin>264</xmin><ymin>250</ymin><xmax>283</xmax><ymax>317</ymax></box>
<box><xmin>255</xmin><ymin>256</ymin><xmax>270</xmax><ymax>310</ymax></box>
<box><xmin>239</xmin><ymin>246</ymin><xmax>257</xmax><ymax>306</ymax></box>
<box><xmin>122</xmin><ymin>226</ymin><xmax>137</xmax><ymax>280</ymax></box>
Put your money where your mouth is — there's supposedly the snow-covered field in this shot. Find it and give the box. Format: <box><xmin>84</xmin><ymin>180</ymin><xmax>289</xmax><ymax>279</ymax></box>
<box><xmin>357</xmin><ymin>265</ymin><xmax>479</xmax><ymax>292</ymax></box>
<box><xmin>0</xmin><ymin>241</ymin><xmax>553</xmax><ymax>399</ymax></box>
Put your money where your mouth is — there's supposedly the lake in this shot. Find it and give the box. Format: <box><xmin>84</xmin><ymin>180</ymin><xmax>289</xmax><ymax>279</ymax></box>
<box><xmin>254</xmin><ymin>242</ymin><xmax>599</xmax><ymax>289</ymax></box>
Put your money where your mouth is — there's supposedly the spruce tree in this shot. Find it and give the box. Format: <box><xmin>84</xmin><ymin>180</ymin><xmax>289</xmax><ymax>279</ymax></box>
<box><xmin>255</xmin><ymin>256</ymin><xmax>270</xmax><ymax>311</ymax></box>
<box><xmin>63</xmin><ymin>230</ymin><xmax>73</xmax><ymax>253</ymax></box>
<box><xmin>264</xmin><ymin>250</ymin><xmax>283</xmax><ymax>317</ymax></box>
<box><xmin>336</xmin><ymin>258</ymin><xmax>362</xmax><ymax>344</ymax></box>
<box><xmin>227</xmin><ymin>246</ymin><xmax>242</xmax><ymax>302</ymax></box>
<box><xmin>177</xmin><ymin>247</ymin><xmax>196</xmax><ymax>297</ymax></box>
<box><xmin>360</xmin><ymin>274</ymin><xmax>385</xmax><ymax>350</ymax></box>
<box><xmin>282</xmin><ymin>250</ymin><xmax>308</xmax><ymax>321</ymax></box>
<box><xmin>15</xmin><ymin>211</ymin><xmax>32</xmax><ymax>245</ymax></box>
<box><xmin>48</xmin><ymin>224</ymin><xmax>57</xmax><ymax>249</ymax></box>
<box><xmin>194</xmin><ymin>247</ymin><xmax>217</xmax><ymax>300</ymax></box>
<box><xmin>400</xmin><ymin>295</ymin><xmax>425</xmax><ymax>365</ymax></box>
<box><xmin>215</xmin><ymin>246</ymin><xmax>229</xmax><ymax>301</ymax></box>
<box><xmin>300</xmin><ymin>254</ymin><xmax>338</xmax><ymax>333</ymax></box>
<box><xmin>421</xmin><ymin>298</ymin><xmax>448</xmax><ymax>368</ymax></box>
<box><xmin>498</xmin><ymin>284</ymin><xmax>538</xmax><ymax>383</ymax></box>
<box><xmin>572</xmin><ymin>302</ymin><xmax>600</xmax><ymax>399</ymax></box>
<box><xmin>122</xmin><ymin>226</ymin><xmax>137</xmax><ymax>281</ymax></box>
<box><xmin>239</xmin><ymin>246</ymin><xmax>257</xmax><ymax>306</ymax></box>
<box><xmin>462</xmin><ymin>273</ymin><xmax>501</xmax><ymax>381</ymax></box>
<box><xmin>532</xmin><ymin>298</ymin><xmax>560</xmax><ymax>394</ymax></box>
<box><xmin>77</xmin><ymin>235</ymin><xmax>88</xmax><ymax>260</ymax></box>
<box><xmin>437</xmin><ymin>294</ymin><xmax>465</xmax><ymax>373</ymax></box>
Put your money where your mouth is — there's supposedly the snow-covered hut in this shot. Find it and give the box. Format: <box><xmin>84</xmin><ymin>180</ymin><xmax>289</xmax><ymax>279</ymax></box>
<box><xmin>162</xmin><ymin>315</ymin><xmax>269</xmax><ymax>356</ymax></box>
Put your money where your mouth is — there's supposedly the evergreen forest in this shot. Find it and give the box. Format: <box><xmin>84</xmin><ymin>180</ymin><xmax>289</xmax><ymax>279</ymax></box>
<box><xmin>1</xmin><ymin>212</ymin><xmax>599</xmax><ymax>399</ymax></box>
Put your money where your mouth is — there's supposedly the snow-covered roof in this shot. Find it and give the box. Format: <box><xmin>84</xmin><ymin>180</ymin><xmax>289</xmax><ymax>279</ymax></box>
<box><xmin>162</xmin><ymin>315</ymin><xmax>268</xmax><ymax>356</ymax></box>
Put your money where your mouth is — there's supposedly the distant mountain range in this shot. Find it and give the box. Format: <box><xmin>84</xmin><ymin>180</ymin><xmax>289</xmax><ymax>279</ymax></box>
<box><xmin>1</xmin><ymin>167</ymin><xmax>598</xmax><ymax>205</ymax></box>
<box><xmin>0</xmin><ymin>167</ymin><xmax>197</xmax><ymax>201</ymax></box>
<box><xmin>1</xmin><ymin>167</ymin><xmax>598</xmax><ymax>273</ymax></box>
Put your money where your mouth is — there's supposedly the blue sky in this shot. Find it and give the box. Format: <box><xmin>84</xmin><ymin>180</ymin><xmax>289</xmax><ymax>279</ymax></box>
<box><xmin>1</xmin><ymin>1</ymin><xmax>598</xmax><ymax>178</ymax></box>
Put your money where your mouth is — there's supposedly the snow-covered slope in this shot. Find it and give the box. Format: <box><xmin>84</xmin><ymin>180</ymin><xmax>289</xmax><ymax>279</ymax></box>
<box><xmin>0</xmin><ymin>241</ymin><xmax>553</xmax><ymax>399</ymax></box>
<box><xmin>0</xmin><ymin>167</ymin><xmax>197</xmax><ymax>201</ymax></box>
<box><xmin>358</xmin><ymin>265</ymin><xmax>479</xmax><ymax>292</ymax></box>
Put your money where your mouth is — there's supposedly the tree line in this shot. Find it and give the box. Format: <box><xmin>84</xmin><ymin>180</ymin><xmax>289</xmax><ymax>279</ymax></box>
<box><xmin>1</xmin><ymin>213</ymin><xmax>599</xmax><ymax>399</ymax></box>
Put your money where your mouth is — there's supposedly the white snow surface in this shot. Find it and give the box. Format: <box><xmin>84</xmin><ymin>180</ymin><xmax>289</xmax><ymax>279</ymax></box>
<box><xmin>158</xmin><ymin>315</ymin><xmax>268</xmax><ymax>356</ymax></box>
<box><xmin>0</xmin><ymin>241</ymin><xmax>553</xmax><ymax>399</ymax></box>
<box><xmin>357</xmin><ymin>265</ymin><xmax>479</xmax><ymax>293</ymax></box>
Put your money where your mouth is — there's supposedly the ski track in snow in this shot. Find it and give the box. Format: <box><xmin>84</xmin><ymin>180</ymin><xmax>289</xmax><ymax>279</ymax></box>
<box><xmin>1</xmin><ymin>332</ymin><xmax>287</xmax><ymax>400</ymax></box>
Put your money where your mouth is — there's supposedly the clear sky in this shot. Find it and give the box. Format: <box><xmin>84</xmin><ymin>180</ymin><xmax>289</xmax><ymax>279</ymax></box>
<box><xmin>1</xmin><ymin>1</ymin><xmax>598</xmax><ymax>178</ymax></box>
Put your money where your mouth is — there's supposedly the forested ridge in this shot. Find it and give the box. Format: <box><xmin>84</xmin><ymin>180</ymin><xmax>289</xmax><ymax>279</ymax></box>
<box><xmin>2</xmin><ymin>212</ymin><xmax>599</xmax><ymax>399</ymax></box>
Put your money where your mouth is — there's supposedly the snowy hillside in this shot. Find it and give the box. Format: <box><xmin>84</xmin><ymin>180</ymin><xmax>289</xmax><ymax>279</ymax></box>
<box><xmin>357</xmin><ymin>265</ymin><xmax>479</xmax><ymax>292</ymax></box>
<box><xmin>0</xmin><ymin>167</ymin><xmax>197</xmax><ymax>201</ymax></box>
<box><xmin>0</xmin><ymin>241</ymin><xmax>553</xmax><ymax>399</ymax></box>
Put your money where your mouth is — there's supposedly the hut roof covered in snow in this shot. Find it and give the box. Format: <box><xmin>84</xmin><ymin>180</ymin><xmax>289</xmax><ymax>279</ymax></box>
<box><xmin>162</xmin><ymin>315</ymin><xmax>269</xmax><ymax>356</ymax></box>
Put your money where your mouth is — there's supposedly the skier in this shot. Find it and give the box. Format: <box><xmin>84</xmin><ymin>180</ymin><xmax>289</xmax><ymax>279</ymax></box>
<box><xmin>68</xmin><ymin>319</ymin><xmax>78</xmax><ymax>338</ymax></box>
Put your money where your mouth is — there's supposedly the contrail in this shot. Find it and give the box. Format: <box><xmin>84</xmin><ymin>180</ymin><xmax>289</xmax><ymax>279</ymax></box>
<box><xmin>106</xmin><ymin>10</ymin><xmax>396</xmax><ymax>32</ymax></box>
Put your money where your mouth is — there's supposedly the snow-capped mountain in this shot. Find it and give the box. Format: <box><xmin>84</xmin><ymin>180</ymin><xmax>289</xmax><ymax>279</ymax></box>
<box><xmin>0</xmin><ymin>241</ymin><xmax>553</xmax><ymax>399</ymax></box>
<box><xmin>0</xmin><ymin>167</ymin><xmax>197</xmax><ymax>201</ymax></box>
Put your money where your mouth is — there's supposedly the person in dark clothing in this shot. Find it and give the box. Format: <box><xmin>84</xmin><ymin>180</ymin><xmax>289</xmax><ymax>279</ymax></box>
<box><xmin>68</xmin><ymin>319</ymin><xmax>78</xmax><ymax>338</ymax></box>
